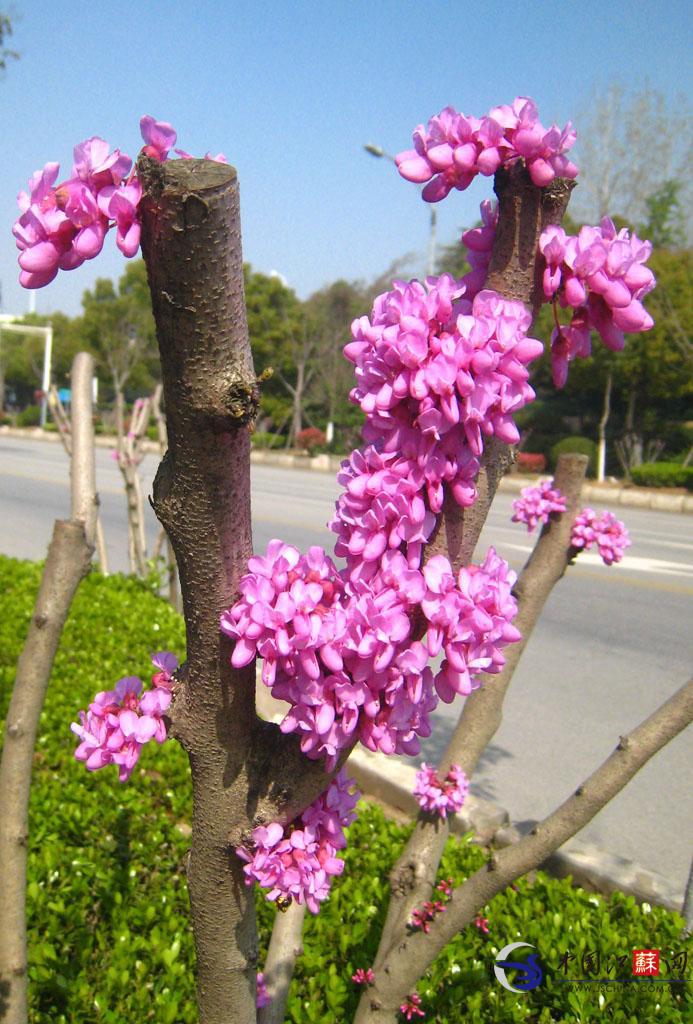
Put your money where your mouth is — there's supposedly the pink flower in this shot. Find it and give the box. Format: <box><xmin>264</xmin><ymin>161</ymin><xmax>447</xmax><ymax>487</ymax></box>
<box><xmin>539</xmin><ymin>219</ymin><xmax>655</xmax><ymax>385</ymax></box>
<box><xmin>413</xmin><ymin>763</ymin><xmax>469</xmax><ymax>818</ymax></box>
<box><xmin>474</xmin><ymin>915</ymin><xmax>490</xmax><ymax>933</ymax></box>
<box><xmin>511</xmin><ymin>480</ymin><xmax>567</xmax><ymax>532</ymax></box>
<box><xmin>571</xmin><ymin>508</ymin><xmax>630</xmax><ymax>565</ymax></box>
<box><xmin>256</xmin><ymin>972</ymin><xmax>270</xmax><ymax>1009</ymax></box>
<box><xmin>352</xmin><ymin>967</ymin><xmax>375</xmax><ymax>985</ymax></box>
<box><xmin>140</xmin><ymin>115</ymin><xmax>177</xmax><ymax>162</ymax></box>
<box><xmin>236</xmin><ymin>772</ymin><xmax>359</xmax><ymax>913</ymax></box>
<box><xmin>396</xmin><ymin>96</ymin><xmax>578</xmax><ymax>202</ymax></box>
<box><xmin>97</xmin><ymin>179</ymin><xmax>143</xmax><ymax>257</ymax></box>
<box><xmin>400</xmin><ymin>992</ymin><xmax>425</xmax><ymax>1020</ymax></box>
<box><xmin>71</xmin><ymin>653</ymin><xmax>178</xmax><ymax>780</ymax></box>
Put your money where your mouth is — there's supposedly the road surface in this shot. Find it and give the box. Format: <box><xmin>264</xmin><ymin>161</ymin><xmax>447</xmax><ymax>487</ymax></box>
<box><xmin>0</xmin><ymin>436</ymin><xmax>691</xmax><ymax>897</ymax></box>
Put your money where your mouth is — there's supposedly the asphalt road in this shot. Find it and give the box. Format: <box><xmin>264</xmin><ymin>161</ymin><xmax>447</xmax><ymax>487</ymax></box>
<box><xmin>1</xmin><ymin>437</ymin><xmax>691</xmax><ymax>898</ymax></box>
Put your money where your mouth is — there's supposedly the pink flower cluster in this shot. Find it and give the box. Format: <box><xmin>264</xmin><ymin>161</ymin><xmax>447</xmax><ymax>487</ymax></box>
<box><xmin>396</xmin><ymin>96</ymin><xmax>578</xmax><ymax>202</ymax></box>
<box><xmin>256</xmin><ymin>973</ymin><xmax>270</xmax><ymax>1009</ymax></box>
<box><xmin>413</xmin><ymin>762</ymin><xmax>470</xmax><ymax>818</ymax></box>
<box><xmin>400</xmin><ymin>992</ymin><xmax>425</xmax><ymax>1020</ymax></box>
<box><xmin>511</xmin><ymin>479</ymin><xmax>567</xmax><ymax>532</ymax></box>
<box><xmin>223</xmin><ymin>538</ymin><xmax>519</xmax><ymax>768</ymax></box>
<box><xmin>345</xmin><ymin>278</ymin><xmax>543</xmax><ymax>511</ymax></box>
<box><xmin>71</xmin><ymin>652</ymin><xmax>177</xmax><ymax>781</ymax></box>
<box><xmin>14</xmin><ymin>116</ymin><xmax>226</xmax><ymax>289</ymax></box>
<box><xmin>352</xmin><ymin>967</ymin><xmax>375</xmax><ymax>985</ymax></box>
<box><xmin>540</xmin><ymin>219</ymin><xmax>656</xmax><ymax>386</ymax></box>
<box><xmin>236</xmin><ymin>771</ymin><xmax>359</xmax><ymax>913</ymax></box>
<box><xmin>571</xmin><ymin>508</ymin><xmax>631</xmax><ymax>565</ymax></box>
<box><xmin>411</xmin><ymin>897</ymin><xmax>447</xmax><ymax>933</ymax></box>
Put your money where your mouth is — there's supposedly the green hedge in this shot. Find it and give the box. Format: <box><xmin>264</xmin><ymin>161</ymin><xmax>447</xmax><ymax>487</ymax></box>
<box><xmin>630</xmin><ymin>462</ymin><xmax>693</xmax><ymax>491</ymax></box>
<box><xmin>551</xmin><ymin>436</ymin><xmax>596</xmax><ymax>476</ymax></box>
<box><xmin>0</xmin><ymin>558</ymin><xmax>689</xmax><ymax>1023</ymax></box>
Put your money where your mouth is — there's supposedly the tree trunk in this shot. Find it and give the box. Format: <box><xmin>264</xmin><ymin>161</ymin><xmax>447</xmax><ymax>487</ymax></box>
<box><xmin>597</xmin><ymin>371</ymin><xmax>612</xmax><ymax>482</ymax></box>
<box><xmin>139</xmin><ymin>156</ymin><xmax>260</xmax><ymax>1024</ymax></box>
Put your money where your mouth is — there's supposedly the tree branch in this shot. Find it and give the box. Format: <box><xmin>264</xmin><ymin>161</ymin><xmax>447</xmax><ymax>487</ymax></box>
<box><xmin>258</xmin><ymin>902</ymin><xmax>306</xmax><ymax>1024</ymax></box>
<box><xmin>0</xmin><ymin>354</ymin><xmax>96</xmax><ymax>1024</ymax></box>
<box><xmin>355</xmin><ymin>676</ymin><xmax>693</xmax><ymax>1022</ymax></box>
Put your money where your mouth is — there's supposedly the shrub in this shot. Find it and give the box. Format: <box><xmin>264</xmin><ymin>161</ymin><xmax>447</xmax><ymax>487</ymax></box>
<box><xmin>296</xmin><ymin>427</ymin><xmax>327</xmax><ymax>454</ymax></box>
<box><xmin>17</xmin><ymin>404</ymin><xmax>41</xmax><ymax>427</ymax></box>
<box><xmin>515</xmin><ymin>452</ymin><xmax>547</xmax><ymax>473</ymax></box>
<box><xmin>0</xmin><ymin>557</ymin><xmax>688</xmax><ymax>1023</ymax></box>
<box><xmin>551</xmin><ymin>436</ymin><xmax>596</xmax><ymax>476</ymax></box>
<box><xmin>251</xmin><ymin>431</ymin><xmax>285</xmax><ymax>450</ymax></box>
<box><xmin>630</xmin><ymin>462</ymin><xmax>693</xmax><ymax>490</ymax></box>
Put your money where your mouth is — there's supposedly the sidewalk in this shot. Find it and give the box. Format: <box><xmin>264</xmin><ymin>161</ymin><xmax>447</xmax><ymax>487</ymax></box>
<box><xmin>3</xmin><ymin>425</ymin><xmax>691</xmax><ymax>513</ymax></box>
<box><xmin>256</xmin><ymin>682</ymin><xmax>684</xmax><ymax>914</ymax></box>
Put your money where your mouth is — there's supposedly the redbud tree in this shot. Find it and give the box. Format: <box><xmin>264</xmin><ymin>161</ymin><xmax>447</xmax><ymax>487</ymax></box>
<box><xmin>3</xmin><ymin>102</ymin><xmax>692</xmax><ymax>1024</ymax></box>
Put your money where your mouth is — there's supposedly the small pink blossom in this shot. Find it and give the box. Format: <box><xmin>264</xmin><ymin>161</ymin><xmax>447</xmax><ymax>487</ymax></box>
<box><xmin>352</xmin><ymin>967</ymin><xmax>375</xmax><ymax>985</ymax></box>
<box><xmin>256</xmin><ymin>972</ymin><xmax>270</xmax><ymax>1009</ymax></box>
<box><xmin>413</xmin><ymin>763</ymin><xmax>469</xmax><ymax>818</ymax></box>
<box><xmin>474</xmin><ymin>915</ymin><xmax>490</xmax><ymax>933</ymax></box>
<box><xmin>511</xmin><ymin>480</ymin><xmax>567</xmax><ymax>532</ymax></box>
<box><xmin>571</xmin><ymin>508</ymin><xmax>630</xmax><ymax>565</ymax></box>
<box><xmin>400</xmin><ymin>992</ymin><xmax>425</xmax><ymax>1020</ymax></box>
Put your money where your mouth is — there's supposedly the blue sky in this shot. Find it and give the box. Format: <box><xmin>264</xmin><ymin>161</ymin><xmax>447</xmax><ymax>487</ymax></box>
<box><xmin>2</xmin><ymin>0</ymin><xmax>691</xmax><ymax>318</ymax></box>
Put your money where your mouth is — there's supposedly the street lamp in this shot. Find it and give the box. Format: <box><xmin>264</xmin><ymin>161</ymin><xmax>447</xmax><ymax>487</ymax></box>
<box><xmin>363</xmin><ymin>142</ymin><xmax>437</xmax><ymax>276</ymax></box>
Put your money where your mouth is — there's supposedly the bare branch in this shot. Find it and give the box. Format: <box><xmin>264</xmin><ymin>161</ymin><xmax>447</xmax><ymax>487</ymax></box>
<box><xmin>356</xmin><ymin>676</ymin><xmax>693</xmax><ymax>1022</ymax></box>
<box><xmin>0</xmin><ymin>354</ymin><xmax>97</xmax><ymax>1024</ymax></box>
<box><xmin>258</xmin><ymin>902</ymin><xmax>306</xmax><ymax>1024</ymax></box>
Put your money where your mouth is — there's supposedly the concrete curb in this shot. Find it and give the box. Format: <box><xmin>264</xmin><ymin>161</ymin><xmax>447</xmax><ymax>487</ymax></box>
<box><xmin>256</xmin><ymin>685</ymin><xmax>683</xmax><ymax>914</ymax></box>
<box><xmin>2</xmin><ymin>426</ymin><xmax>691</xmax><ymax>513</ymax></box>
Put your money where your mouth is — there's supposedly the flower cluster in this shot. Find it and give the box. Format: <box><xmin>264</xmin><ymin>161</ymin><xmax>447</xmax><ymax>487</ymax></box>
<box><xmin>256</xmin><ymin>973</ymin><xmax>270</xmax><ymax>1009</ymax></box>
<box><xmin>223</xmin><ymin>539</ymin><xmax>519</xmax><ymax>766</ymax></box>
<box><xmin>345</xmin><ymin>278</ymin><xmax>543</xmax><ymax>510</ymax></box>
<box><xmin>14</xmin><ymin>116</ymin><xmax>226</xmax><ymax>289</ymax></box>
<box><xmin>236</xmin><ymin>771</ymin><xmax>359</xmax><ymax>913</ymax></box>
<box><xmin>71</xmin><ymin>652</ymin><xmax>177</xmax><ymax>781</ymax></box>
<box><xmin>396</xmin><ymin>96</ymin><xmax>578</xmax><ymax>202</ymax></box>
<box><xmin>400</xmin><ymin>993</ymin><xmax>425</xmax><ymax>1020</ymax></box>
<box><xmin>571</xmin><ymin>508</ymin><xmax>631</xmax><ymax>565</ymax></box>
<box><xmin>413</xmin><ymin>762</ymin><xmax>470</xmax><ymax>818</ymax></box>
<box><xmin>511</xmin><ymin>479</ymin><xmax>567</xmax><ymax>532</ymax></box>
<box><xmin>539</xmin><ymin>219</ymin><xmax>656</xmax><ymax>386</ymax></box>
<box><xmin>474</xmin><ymin>915</ymin><xmax>490</xmax><ymax>933</ymax></box>
<box><xmin>352</xmin><ymin>967</ymin><xmax>375</xmax><ymax>985</ymax></box>
<box><xmin>411</xmin><ymin>898</ymin><xmax>447</xmax><ymax>933</ymax></box>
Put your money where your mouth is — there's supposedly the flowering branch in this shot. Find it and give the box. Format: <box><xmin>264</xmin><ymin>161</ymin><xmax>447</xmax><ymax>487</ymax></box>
<box><xmin>355</xmin><ymin>675</ymin><xmax>693</xmax><ymax>1022</ymax></box>
<box><xmin>257</xmin><ymin>901</ymin><xmax>306</xmax><ymax>1024</ymax></box>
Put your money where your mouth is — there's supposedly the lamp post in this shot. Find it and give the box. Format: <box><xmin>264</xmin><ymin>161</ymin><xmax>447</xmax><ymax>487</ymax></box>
<box><xmin>363</xmin><ymin>143</ymin><xmax>437</xmax><ymax>276</ymax></box>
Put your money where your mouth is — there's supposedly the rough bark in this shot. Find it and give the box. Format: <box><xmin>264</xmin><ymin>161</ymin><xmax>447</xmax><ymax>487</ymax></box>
<box><xmin>0</xmin><ymin>353</ymin><xmax>96</xmax><ymax>1024</ymax></box>
<box><xmin>138</xmin><ymin>155</ymin><xmax>265</xmax><ymax>1023</ymax></box>
<box><xmin>355</xmin><ymin>676</ymin><xmax>693</xmax><ymax>1022</ymax></box>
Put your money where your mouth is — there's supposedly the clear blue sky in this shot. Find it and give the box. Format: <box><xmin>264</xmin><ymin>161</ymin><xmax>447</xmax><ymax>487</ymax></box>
<box><xmin>2</xmin><ymin>0</ymin><xmax>691</xmax><ymax>318</ymax></box>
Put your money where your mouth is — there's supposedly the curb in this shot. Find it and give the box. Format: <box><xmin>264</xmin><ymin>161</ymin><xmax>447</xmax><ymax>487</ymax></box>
<box><xmin>2</xmin><ymin>427</ymin><xmax>690</xmax><ymax>513</ymax></box>
<box><xmin>256</xmin><ymin>685</ymin><xmax>684</xmax><ymax>914</ymax></box>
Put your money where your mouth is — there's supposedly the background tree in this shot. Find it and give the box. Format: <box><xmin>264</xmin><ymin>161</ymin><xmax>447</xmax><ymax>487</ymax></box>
<box><xmin>0</xmin><ymin>13</ymin><xmax>18</xmax><ymax>73</ymax></box>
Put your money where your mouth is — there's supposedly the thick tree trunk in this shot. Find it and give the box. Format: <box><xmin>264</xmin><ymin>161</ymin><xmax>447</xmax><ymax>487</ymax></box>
<box><xmin>139</xmin><ymin>157</ymin><xmax>261</xmax><ymax>1024</ymax></box>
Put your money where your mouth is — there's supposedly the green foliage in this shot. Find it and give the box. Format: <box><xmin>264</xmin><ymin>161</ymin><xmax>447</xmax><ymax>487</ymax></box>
<box><xmin>17</xmin><ymin>404</ymin><xmax>41</xmax><ymax>427</ymax></box>
<box><xmin>630</xmin><ymin>462</ymin><xmax>693</xmax><ymax>490</ymax></box>
<box><xmin>251</xmin><ymin>431</ymin><xmax>286</xmax><ymax>449</ymax></box>
<box><xmin>0</xmin><ymin>558</ymin><xmax>689</xmax><ymax>1022</ymax></box>
<box><xmin>551</xmin><ymin>436</ymin><xmax>597</xmax><ymax>476</ymax></box>
<box><xmin>0</xmin><ymin>13</ymin><xmax>18</xmax><ymax>72</ymax></box>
